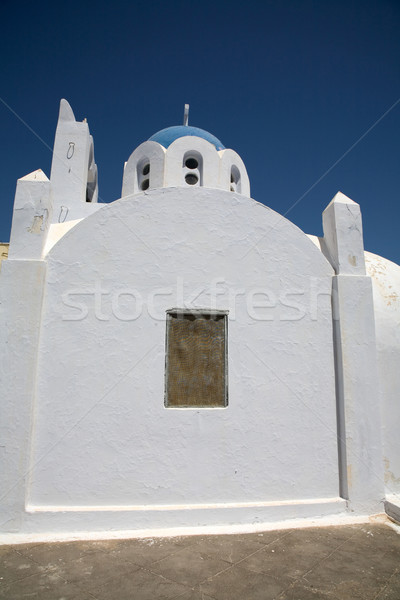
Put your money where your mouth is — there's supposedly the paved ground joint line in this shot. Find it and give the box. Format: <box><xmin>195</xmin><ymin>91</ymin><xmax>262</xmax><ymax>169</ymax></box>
<box><xmin>138</xmin><ymin>561</ymin><xmax>199</xmax><ymax>592</ymax></box>
<box><xmin>300</xmin><ymin>528</ymin><xmax>362</xmax><ymax>582</ymax></box>
<box><xmin>11</xmin><ymin>545</ymin><xmax>110</xmax><ymax>596</ymax></box>
<box><xmin>0</xmin><ymin>568</ymin><xmax>45</xmax><ymax>587</ymax></box>
<box><xmin>275</xmin><ymin>529</ymin><xmax>365</xmax><ymax>599</ymax></box>
<box><xmin>196</xmin><ymin>529</ymin><xmax>293</xmax><ymax>588</ymax></box>
<box><xmin>172</xmin><ymin>585</ymin><xmax>220</xmax><ymax>600</ymax></box>
<box><xmin>373</xmin><ymin>566</ymin><xmax>400</xmax><ymax>600</ymax></box>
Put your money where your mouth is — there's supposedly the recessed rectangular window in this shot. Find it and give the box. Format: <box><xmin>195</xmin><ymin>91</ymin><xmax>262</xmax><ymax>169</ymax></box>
<box><xmin>165</xmin><ymin>309</ymin><xmax>228</xmax><ymax>408</ymax></box>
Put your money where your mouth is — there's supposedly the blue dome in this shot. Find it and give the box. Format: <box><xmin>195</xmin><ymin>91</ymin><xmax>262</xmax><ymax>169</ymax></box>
<box><xmin>148</xmin><ymin>126</ymin><xmax>225</xmax><ymax>150</ymax></box>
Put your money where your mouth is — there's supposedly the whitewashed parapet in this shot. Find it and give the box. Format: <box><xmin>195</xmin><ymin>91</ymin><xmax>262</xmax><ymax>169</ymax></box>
<box><xmin>8</xmin><ymin>169</ymin><xmax>52</xmax><ymax>260</ymax></box>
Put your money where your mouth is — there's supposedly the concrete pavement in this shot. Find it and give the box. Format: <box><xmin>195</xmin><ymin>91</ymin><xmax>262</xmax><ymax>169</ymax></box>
<box><xmin>0</xmin><ymin>521</ymin><xmax>399</xmax><ymax>599</ymax></box>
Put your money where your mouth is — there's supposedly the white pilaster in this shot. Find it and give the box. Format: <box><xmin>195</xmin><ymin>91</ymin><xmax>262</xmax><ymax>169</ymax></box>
<box><xmin>323</xmin><ymin>192</ymin><xmax>384</xmax><ymax>513</ymax></box>
<box><xmin>0</xmin><ymin>260</ymin><xmax>46</xmax><ymax>531</ymax></box>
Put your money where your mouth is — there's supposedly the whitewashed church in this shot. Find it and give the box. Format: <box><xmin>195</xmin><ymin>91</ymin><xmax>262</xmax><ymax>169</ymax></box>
<box><xmin>1</xmin><ymin>99</ymin><xmax>399</xmax><ymax>541</ymax></box>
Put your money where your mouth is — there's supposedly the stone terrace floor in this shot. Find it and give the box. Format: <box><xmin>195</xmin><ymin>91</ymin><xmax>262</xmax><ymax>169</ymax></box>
<box><xmin>0</xmin><ymin>521</ymin><xmax>399</xmax><ymax>599</ymax></box>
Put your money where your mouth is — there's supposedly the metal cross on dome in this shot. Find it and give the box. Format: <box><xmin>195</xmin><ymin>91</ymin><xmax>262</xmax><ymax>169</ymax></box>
<box><xmin>183</xmin><ymin>104</ymin><xmax>189</xmax><ymax>126</ymax></box>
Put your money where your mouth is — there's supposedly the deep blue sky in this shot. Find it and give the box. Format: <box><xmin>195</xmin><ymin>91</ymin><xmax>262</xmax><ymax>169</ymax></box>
<box><xmin>1</xmin><ymin>0</ymin><xmax>399</xmax><ymax>262</ymax></box>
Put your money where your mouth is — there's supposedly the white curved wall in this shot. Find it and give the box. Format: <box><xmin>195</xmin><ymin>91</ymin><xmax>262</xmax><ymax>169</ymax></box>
<box><xmin>28</xmin><ymin>187</ymin><xmax>339</xmax><ymax>523</ymax></box>
<box><xmin>366</xmin><ymin>251</ymin><xmax>400</xmax><ymax>496</ymax></box>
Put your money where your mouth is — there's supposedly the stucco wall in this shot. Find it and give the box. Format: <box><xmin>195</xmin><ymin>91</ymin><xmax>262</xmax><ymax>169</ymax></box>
<box><xmin>366</xmin><ymin>251</ymin><xmax>400</xmax><ymax>497</ymax></box>
<box><xmin>27</xmin><ymin>187</ymin><xmax>339</xmax><ymax>517</ymax></box>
